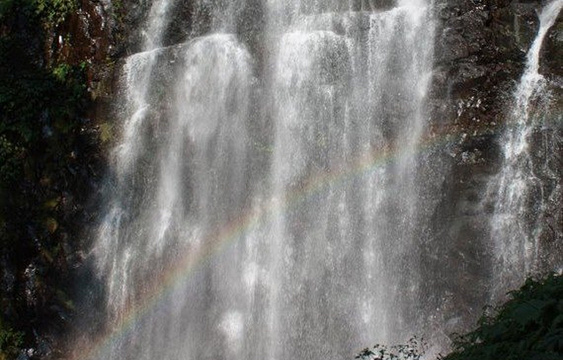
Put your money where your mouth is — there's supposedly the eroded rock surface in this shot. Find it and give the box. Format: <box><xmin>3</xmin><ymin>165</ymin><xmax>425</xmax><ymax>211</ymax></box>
<box><xmin>423</xmin><ymin>0</ymin><xmax>563</xmax><ymax>347</ymax></box>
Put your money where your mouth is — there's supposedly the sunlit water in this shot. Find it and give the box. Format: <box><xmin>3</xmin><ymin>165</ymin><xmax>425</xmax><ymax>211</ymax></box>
<box><xmin>84</xmin><ymin>0</ymin><xmax>563</xmax><ymax>359</ymax></box>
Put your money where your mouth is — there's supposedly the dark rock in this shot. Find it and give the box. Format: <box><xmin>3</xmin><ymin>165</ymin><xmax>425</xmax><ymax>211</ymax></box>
<box><xmin>435</xmin><ymin>28</ymin><xmax>471</xmax><ymax>63</ymax></box>
<box><xmin>541</xmin><ymin>12</ymin><xmax>563</xmax><ymax>76</ymax></box>
<box><xmin>16</xmin><ymin>352</ymin><xmax>31</xmax><ymax>360</ymax></box>
<box><xmin>423</xmin><ymin>0</ymin><xmax>561</xmax><ymax>343</ymax></box>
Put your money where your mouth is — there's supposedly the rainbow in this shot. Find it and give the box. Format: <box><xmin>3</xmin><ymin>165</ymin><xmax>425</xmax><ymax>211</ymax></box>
<box><xmin>71</xmin><ymin>123</ymin><xmax>484</xmax><ymax>360</ymax></box>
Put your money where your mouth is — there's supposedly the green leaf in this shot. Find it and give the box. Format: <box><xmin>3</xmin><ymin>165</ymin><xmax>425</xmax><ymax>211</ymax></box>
<box><xmin>511</xmin><ymin>300</ymin><xmax>552</xmax><ymax>327</ymax></box>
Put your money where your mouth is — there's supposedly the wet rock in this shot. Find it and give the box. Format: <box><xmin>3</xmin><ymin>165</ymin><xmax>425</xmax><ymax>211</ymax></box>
<box><xmin>424</xmin><ymin>0</ymin><xmax>558</xmax><ymax>343</ymax></box>
<box><xmin>47</xmin><ymin>0</ymin><xmax>113</xmax><ymax>66</ymax></box>
<box><xmin>1</xmin><ymin>256</ymin><xmax>15</xmax><ymax>295</ymax></box>
<box><xmin>438</xmin><ymin>8</ymin><xmax>489</xmax><ymax>62</ymax></box>
<box><xmin>541</xmin><ymin>12</ymin><xmax>563</xmax><ymax>76</ymax></box>
<box><xmin>35</xmin><ymin>337</ymin><xmax>52</xmax><ymax>358</ymax></box>
<box><xmin>24</xmin><ymin>263</ymin><xmax>38</xmax><ymax>307</ymax></box>
<box><xmin>436</xmin><ymin>28</ymin><xmax>471</xmax><ymax>63</ymax></box>
<box><xmin>16</xmin><ymin>352</ymin><xmax>31</xmax><ymax>360</ymax></box>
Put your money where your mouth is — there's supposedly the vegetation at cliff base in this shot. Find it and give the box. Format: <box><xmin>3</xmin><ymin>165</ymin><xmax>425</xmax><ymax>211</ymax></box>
<box><xmin>358</xmin><ymin>274</ymin><xmax>563</xmax><ymax>360</ymax></box>
<box><xmin>356</xmin><ymin>337</ymin><xmax>426</xmax><ymax>360</ymax></box>
<box><xmin>0</xmin><ymin>318</ymin><xmax>23</xmax><ymax>360</ymax></box>
<box><xmin>442</xmin><ymin>273</ymin><xmax>563</xmax><ymax>360</ymax></box>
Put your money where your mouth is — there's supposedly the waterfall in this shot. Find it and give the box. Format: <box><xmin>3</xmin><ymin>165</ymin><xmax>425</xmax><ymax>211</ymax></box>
<box><xmin>88</xmin><ymin>1</ymin><xmax>438</xmax><ymax>359</ymax></box>
<box><xmin>265</xmin><ymin>4</ymin><xmax>434</xmax><ymax>358</ymax></box>
<box><xmin>488</xmin><ymin>0</ymin><xmax>563</xmax><ymax>298</ymax></box>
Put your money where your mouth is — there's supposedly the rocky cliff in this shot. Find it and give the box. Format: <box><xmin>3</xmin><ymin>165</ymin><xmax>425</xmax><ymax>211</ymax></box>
<box><xmin>423</xmin><ymin>0</ymin><xmax>563</xmax><ymax>346</ymax></box>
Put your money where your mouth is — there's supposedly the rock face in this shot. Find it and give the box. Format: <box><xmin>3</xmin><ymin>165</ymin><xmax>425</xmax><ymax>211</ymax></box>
<box><xmin>422</xmin><ymin>0</ymin><xmax>563</xmax><ymax>347</ymax></box>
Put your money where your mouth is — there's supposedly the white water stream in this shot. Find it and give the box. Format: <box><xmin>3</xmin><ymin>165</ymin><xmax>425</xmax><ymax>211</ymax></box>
<box><xmin>489</xmin><ymin>0</ymin><xmax>563</xmax><ymax>297</ymax></box>
<box><xmin>91</xmin><ymin>1</ymin><xmax>436</xmax><ymax>359</ymax></box>
<box><xmin>85</xmin><ymin>0</ymin><xmax>563</xmax><ymax>359</ymax></box>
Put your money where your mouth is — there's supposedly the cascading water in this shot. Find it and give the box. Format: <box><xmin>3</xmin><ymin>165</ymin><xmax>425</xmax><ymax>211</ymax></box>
<box><xmin>488</xmin><ymin>0</ymin><xmax>563</xmax><ymax>298</ymax></box>
<box><xmin>265</xmin><ymin>3</ymin><xmax>435</xmax><ymax>357</ymax></box>
<box><xmin>87</xmin><ymin>0</ymin><xmax>438</xmax><ymax>359</ymax></box>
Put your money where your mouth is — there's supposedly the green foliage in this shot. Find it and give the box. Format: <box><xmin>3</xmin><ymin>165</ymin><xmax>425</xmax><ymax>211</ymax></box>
<box><xmin>0</xmin><ymin>135</ymin><xmax>24</xmax><ymax>183</ymax></box>
<box><xmin>0</xmin><ymin>0</ymin><xmax>92</xmax><ymax>354</ymax></box>
<box><xmin>0</xmin><ymin>0</ymin><xmax>76</xmax><ymax>28</ymax></box>
<box><xmin>112</xmin><ymin>0</ymin><xmax>122</xmax><ymax>12</ymax></box>
<box><xmin>33</xmin><ymin>0</ymin><xmax>77</xmax><ymax>27</ymax></box>
<box><xmin>442</xmin><ymin>274</ymin><xmax>563</xmax><ymax>360</ymax></box>
<box><xmin>52</xmin><ymin>62</ymin><xmax>72</xmax><ymax>81</ymax></box>
<box><xmin>0</xmin><ymin>317</ymin><xmax>24</xmax><ymax>359</ymax></box>
<box><xmin>0</xmin><ymin>31</ymin><xmax>87</xmax><ymax>186</ymax></box>
<box><xmin>98</xmin><ymin>122</ymin><xmax>114</xmax><ymax>143</ymax></box>
<box><xmin>356</xmin><ymin>337</ymin><xmax>426</xmax><ymax>360</ymax></box>
<box><xmin>0</xmin><ymin>0</ymin><xmax>15</xmax><ymax>20</ymax></box>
